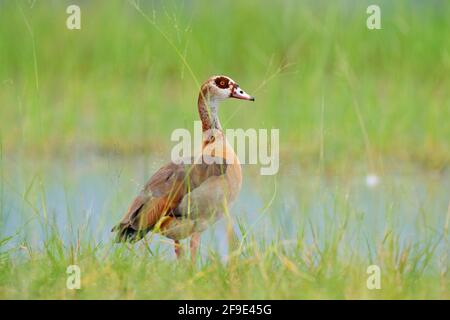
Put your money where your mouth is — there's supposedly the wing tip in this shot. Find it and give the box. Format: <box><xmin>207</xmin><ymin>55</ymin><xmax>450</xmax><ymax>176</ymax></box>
<box><xmin>112</xmin><ymin>224</ymin><xmax>146</xmax><ymax>243</ymax></box>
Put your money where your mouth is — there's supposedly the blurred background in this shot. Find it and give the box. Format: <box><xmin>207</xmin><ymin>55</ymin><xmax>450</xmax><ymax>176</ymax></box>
<box><xmin>1</xmin><ymin>0</ymin><xmax>448</xmax><ymax>170</ymax></box>
<box><xmin>0</xmin><ymin>0</ymin><xmax>449</xmax><ymax>299</ymax></box>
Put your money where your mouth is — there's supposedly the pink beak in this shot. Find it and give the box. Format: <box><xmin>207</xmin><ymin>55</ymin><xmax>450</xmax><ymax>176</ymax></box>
<box><xmin>231</xmin><ymin>86</ymin><xmax>255</xmax><ymax>101</ymax></box>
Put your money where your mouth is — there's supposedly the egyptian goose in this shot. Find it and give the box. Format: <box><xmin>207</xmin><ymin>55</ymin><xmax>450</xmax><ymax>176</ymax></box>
<box><xmin>112</xmin><ymin>75</ymin><xmax>255</xmax><ymax>259</ymax></box>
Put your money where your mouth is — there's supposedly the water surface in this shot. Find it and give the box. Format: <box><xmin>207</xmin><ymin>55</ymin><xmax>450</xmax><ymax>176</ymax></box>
<box><xmin>1</xmin><ymin>154</ymin><xmax>448</xmax><ymax>262</ymax></box>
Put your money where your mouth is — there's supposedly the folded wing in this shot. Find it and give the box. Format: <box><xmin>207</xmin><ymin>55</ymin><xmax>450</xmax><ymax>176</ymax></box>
<box><xmin>112</xmin><ymin>158</ymin><xmax>227</xmax><ymax>242</ymax></box>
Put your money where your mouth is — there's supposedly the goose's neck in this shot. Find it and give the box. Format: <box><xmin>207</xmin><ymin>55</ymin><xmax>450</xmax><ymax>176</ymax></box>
<box><xmin>198</xmin><ymin>92</ymin><xmax>222</xmax><ymax>132</ymax></box>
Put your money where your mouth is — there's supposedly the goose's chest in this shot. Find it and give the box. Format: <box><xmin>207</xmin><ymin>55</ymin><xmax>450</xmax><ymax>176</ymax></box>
<box><xmin>161</xmin><ymin>135</ymin><xmax>242</xmax><ymax>240</ymax></box>
<box><xmin>203</xmin><ymin>134</ymin><xmax>242</xmax><ymax>199</ymax></box>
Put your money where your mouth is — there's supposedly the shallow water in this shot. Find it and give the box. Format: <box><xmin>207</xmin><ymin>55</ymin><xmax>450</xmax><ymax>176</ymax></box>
<box><xmin>0</xmin><ymin>154</ymin><xmax>449</xmax><ymax>261</ymax></box>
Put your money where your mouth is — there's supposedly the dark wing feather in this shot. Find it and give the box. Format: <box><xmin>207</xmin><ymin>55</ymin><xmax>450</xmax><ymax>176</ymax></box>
<box><xmin>113</xmin><ymin>158</ymin><xmax>227</xmax><ymax>242</ymax></box>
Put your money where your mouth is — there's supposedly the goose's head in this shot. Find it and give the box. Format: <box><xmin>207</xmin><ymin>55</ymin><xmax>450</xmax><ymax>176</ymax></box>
<box><xmin>200</xmin><ymin>75</ymin><xmax>255</xmax><ymax>103</ymax></box>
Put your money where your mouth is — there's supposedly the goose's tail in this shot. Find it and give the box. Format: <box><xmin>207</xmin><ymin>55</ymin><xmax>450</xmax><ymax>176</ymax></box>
<box><xmin>111</xmin><ymin>224</ymin><xmax>145</xmax><ymax>243</ymax></box>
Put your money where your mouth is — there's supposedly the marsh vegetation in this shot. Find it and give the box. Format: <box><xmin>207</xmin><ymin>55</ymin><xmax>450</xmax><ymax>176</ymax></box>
<box><xmin>0</xmin><ymin>0</ymin><xmax>449</xmax><ymax>299</ymax></box>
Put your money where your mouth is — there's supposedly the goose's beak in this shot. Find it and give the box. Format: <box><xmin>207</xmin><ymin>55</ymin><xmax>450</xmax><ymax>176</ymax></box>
<box><xmin>231</xmin><ymin>86</ymin><xmax>255</xmax><ymax>101</ymax></box>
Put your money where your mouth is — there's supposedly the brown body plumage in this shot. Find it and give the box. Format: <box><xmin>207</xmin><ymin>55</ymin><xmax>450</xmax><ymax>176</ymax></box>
<box><xmin>112</xmin><ymin>75</ymin><xmax>254</xmax><ymax>259</ymax></box>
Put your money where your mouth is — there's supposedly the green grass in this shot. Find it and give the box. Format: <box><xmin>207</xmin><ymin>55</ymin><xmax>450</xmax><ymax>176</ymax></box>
<box><xmin>0</xmin><ymin>0</ymin><xmax>449</xmax><ymax>299</ymax></box>
<box><xmin>0</xmin><ymin>189</ymin><xmax>448</xmax><ymax>299</ymax></box>
<box><xmin>0</xmin><ymin>159</ymin><xmax>448</xmax><ymax>299</ymax></box>
<box><xmin>0</xmin><ymin>242</ymin><xmax>447</xmax><ymax>299</ymax></box>
<box><xmin>0</xmin><ymin>0</ymin><xmax>449</xmax><ymax>169</ymax></box>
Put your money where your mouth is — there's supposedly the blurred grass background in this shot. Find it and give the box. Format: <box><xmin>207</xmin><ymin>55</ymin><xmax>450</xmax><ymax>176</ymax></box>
<box><xmin>0</xmin><ymin>0</ymin><xmax>449</xmax><ymax>171</ymax></box>
<box><xmin>0</xmin><ymin>0</ymin><xmax>449</xmax><ymax>300</ymax></box>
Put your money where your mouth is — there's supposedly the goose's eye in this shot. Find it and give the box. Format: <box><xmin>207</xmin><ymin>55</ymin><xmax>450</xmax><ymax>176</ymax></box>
<box><xmin>215</xmin><ymin>77</ymin><xmax>229</xmax><ymax>89</ymax></box>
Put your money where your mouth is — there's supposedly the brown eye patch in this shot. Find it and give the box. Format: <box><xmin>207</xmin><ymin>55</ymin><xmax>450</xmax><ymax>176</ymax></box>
<box><xmin>214</xmin><ymin>76</ymin><xmax>230</xmax><ymax>89</ymax></box>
